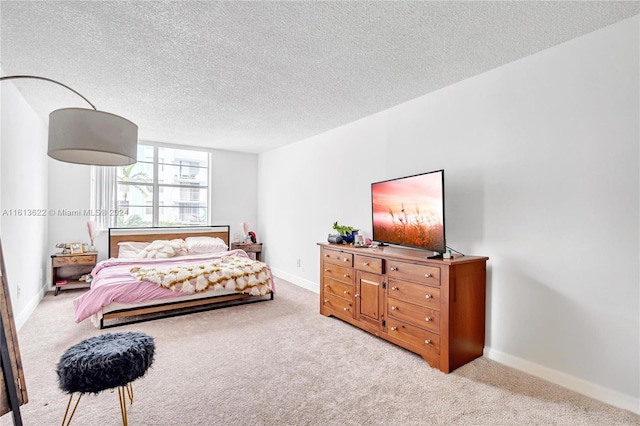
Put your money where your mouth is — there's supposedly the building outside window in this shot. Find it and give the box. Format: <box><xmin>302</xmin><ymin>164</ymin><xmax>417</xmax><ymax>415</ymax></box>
<box><xmin>115</xmin><ymin>143</ymin><xmax>210</xmax><ymax>227</ymax></box>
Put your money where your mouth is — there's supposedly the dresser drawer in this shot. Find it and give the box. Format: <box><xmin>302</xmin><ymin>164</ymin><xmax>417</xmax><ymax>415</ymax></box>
<box><xmin>387</xmin><ymin>260</ymin><xmax>440</xmax><ymax>286</ymax></box>
<box><xmin>354</xmin><ymin>254</ymin><xmax>383</xmax><ymax>274</ymax></box>
<box><xmin>52</xmin><ymin>255</ymin><xmax>97</xmax><ymax>267</ymax></box>
<box><xmin>321</xmin><ymin>248</ymin><xmax>353</xmax><ymax>266</ymax></box>
<box><xmin>322</xmin><ymin>278</ymin><xmax>354</xmax><ymax>302</ymax></box>
<box><xmin>387</xmin><ymin>297</ymin><xmax>440</xmax><ymax>333</ymax></box>
<box><xmin>387</xmin><ymin>317</ymin><xmax>440</xmax><ymax>354</ymax></box>
<box><xmin>322</xmin><ymin>262</ymin><xmax>354</xmax><ymax>285</ymax></box>
<box><xmin>388</xmin><ymin>279</ymin><xmax>440</xmax><ymax>310</ymax></box>
<box><xmin>322</xmin><ymin>292</ymin><xmax>354</xmax><ymax>318</ymax></box>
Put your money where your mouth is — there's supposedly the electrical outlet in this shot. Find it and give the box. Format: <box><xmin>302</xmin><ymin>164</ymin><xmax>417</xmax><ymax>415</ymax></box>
<box><xmin>17</xmin><ymin>284</ymin><xmax>21</xmax><ymax>299</ymax></box>
<box><xmin>296</xmin><ymin>258</ymin><xmax>301</xmax><ymax>267</ymax></box>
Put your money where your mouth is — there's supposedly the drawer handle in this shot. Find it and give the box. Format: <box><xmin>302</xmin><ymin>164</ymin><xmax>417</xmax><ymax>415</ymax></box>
<box><xmin>363</xmin><ymin>262</ymin><xmax>369</xmax><ymax>266</ymax></box>
<box><xmin>425</xmin><ymin>273</ymin><xmax>431</xmax><ymax>278</ymax></box>
<box><xmin>425</xmin><ymin>317</ymin><xmax>432</xmax><ymax>322</ymax></box>
<box><xmin>391</xmin><ymin>306</ymin><xmax>398</xmax><ymax>311</ymax></box>
<box><xmin>343</xmin><ymin>307</ymin><xmax>349</xmax><ymax>311</ymax></box>
<box><xmin>343</xmin><ymin>257</ymin><xmax>349</xmax><ymax>262</ymax></box>
<box><xmin>324</xmin><ymin>269</ymin><xmax>330</xmax><ymax>272</ymax></box>
<box><xmin>390</xmin><ymin>327</ymin><xmax>397</xmax><ymax>331</ymax></box>
<box><xmin>425</xmin><ymin>294</ymin><xmax>432</xmax><ymax>299</ymax></box>
<box><xmin>324</xmin><ymin>254</ymin><xmax>329</xmax><ymax>257</ymax></box>
<box><xmin>390</xmin><ymin>267</ymin><xmax>398</xmax><ymax>271</ymax></box>
<box><xmin>425</xmin><ymin>339</ymin><xmax>431</xmax><ymax>345</ymax></box>
<box><xmin>324</xmin><ymin>299</ymin><xmax>329</xmax><ymax>303</ymax></box>
<box><xmin>354</xmin><ymin>293</ymin><xmax>361</xmax><ymax>298</ymax></box>
<box><xmin>391</xmin><ymin>286</ymin><xmax>398</xmax><ymax>291</ymax></box>
<box><xmin>324</xmin><ymin>284</ymin><xmax>329</xmax><ymax>288</ymax></box>
<box><xmin>343</xmin><ymin>274</ymin><xmax>349</xmax><ymax>278</ymax></box>
<box><xmin>343</xmin><ymin>290</ymin><xmax>349</xmax><ymax>295</ymax></box>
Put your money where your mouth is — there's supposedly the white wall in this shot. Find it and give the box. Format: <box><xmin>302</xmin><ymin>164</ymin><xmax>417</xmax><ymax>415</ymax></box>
<box><xmin>210</xmin><ymin>150</ymin><xmax>258</xmax><ymax>243</ymax></box>
<box><xmin>0</xmin><ymin>75</ymin><xmax>50</xmax><ymax>329</ymax></box>
<box><xmin>47</xmin><ymin>158</ymin><xmax>92</xmax><ymax>264</ymax></box>
<box><xmin>258</xmin><ymin>17</ymin><xmax>639</xmax><ymax>412</ymax></box>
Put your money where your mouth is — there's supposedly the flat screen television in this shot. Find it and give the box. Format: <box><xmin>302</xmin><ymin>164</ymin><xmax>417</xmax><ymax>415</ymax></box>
<box><xmin>371</xmin><ymin>169</ymin><xmax>446</xmax><ymax>254</ymax></box>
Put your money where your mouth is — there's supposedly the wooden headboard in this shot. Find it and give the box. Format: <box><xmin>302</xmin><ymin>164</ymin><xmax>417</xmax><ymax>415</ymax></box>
<box><xmin>108</xmin><ymin>226</ymin><xmax>230</xmax><ymax>258</ymax></box>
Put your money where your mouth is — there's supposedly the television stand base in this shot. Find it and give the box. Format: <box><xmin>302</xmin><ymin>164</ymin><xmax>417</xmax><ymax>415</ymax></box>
<box><xmin>428</xmin><ymin>254</ymin><xmax>443</xmax><ymax>259</ymax></box>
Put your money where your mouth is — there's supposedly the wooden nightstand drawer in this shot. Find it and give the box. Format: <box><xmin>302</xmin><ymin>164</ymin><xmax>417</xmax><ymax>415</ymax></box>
<box><xmin>52</xmin><ymin>254</ymin><xmax>97</xmax><ymax>267</ymax></box>
<box><xmin>231</xmin><ymin>243</ymin><xmax>262</xmax><ymax>261</ymax></box>
<box><xmin>387</xmin><ymin>260</ymin><xmax>440</xmax><ymax>286</ymax></box>
<box><xmin>231</xmin><ymin>243</ymin><xmax>261</xmax><ymax>252</ymax></box>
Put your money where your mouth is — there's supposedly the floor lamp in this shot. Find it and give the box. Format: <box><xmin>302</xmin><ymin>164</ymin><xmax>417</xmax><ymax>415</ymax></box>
<box><xmin>0</xmin><ymin>75</ymin><xmax>139</xmax><ymax>425</ymax></box>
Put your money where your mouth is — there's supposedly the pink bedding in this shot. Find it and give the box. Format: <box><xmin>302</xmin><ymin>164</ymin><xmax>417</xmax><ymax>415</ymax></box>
<box><xmin>73</xmin><ymin>250</ymin><xmax>274</xmax><ymax>323</ymax></box>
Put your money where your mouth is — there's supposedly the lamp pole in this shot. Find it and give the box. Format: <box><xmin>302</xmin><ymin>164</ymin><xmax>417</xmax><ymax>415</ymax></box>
<box><xmin>0</xmin><ymin>75</ymin><xmax>96</xmax><ymax>109</ymax></box>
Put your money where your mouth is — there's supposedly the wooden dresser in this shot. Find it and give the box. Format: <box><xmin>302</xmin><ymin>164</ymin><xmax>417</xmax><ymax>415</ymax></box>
<box><xmin>318</xmin><ymin>243</ymin><xmax>488</xmax><ymax>373</ymax></box>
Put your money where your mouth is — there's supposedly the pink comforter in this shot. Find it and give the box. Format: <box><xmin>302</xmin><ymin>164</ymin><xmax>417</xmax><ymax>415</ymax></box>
<box><xmin>73</xmin><ymin>250</ymin><xmax>274</xmax><ymax>323</ymax></box>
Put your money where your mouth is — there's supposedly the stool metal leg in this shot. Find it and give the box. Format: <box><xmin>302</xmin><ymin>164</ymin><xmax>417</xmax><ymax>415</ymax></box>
<box><xmin>117</xmin><ymin>386</ymin><xmax>128</xmax><ymax>426</ymax></box>
<box><xmin>126</xmin><ymin>382</ymin><xmax>134</xmax><ymax>404</ymax></box>
<box><xmin>61</xmin><ymin>393</ymin><xmax>82</xmax><ymax>426</ymax></box>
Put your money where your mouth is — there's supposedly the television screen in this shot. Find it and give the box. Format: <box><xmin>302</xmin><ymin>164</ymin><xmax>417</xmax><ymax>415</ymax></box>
<box><xmin>371</xmin><ymin>169</ymin><xmax>445</xmax><ymax>253</ymax></box>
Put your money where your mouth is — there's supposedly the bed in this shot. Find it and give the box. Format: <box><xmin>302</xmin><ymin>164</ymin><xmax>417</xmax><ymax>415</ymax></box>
<box><xmin>73</xmin><ymin>226</ymin><xmax>275</xmax><ymax>328</ymax></box>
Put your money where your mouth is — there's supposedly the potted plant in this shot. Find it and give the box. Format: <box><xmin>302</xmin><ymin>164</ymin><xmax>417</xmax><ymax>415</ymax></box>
<box><xmin>331</xmin><ymin>221</ymin><xmax>358</xmax><ymax>244</ymax></box>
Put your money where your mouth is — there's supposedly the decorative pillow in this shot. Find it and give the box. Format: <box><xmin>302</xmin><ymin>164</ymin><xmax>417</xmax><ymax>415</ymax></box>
<box><xmin>138</xmin><ymin>239</ymin><xmax>188</xmax><ymax>259</ymax></box>
<box><xmin>117</xmin><ymin>242</ymin><xmax>150</xmax><ymax>259</ymax></box>
<box><xmin>185</xmin><ymin>236</ymin><xmax>228</xmax><ymax>254</ymax></box>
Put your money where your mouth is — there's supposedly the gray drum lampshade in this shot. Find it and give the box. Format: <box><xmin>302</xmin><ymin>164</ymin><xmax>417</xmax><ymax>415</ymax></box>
<box><xmin>48</xmin><ymin>107</ymin><xmax>138</xmax><ymax>166</ymax></box>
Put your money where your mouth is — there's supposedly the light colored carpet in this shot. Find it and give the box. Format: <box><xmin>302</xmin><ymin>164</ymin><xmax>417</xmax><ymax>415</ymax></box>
<box><xmin>1</xmin><ymin>277</ymin><xmax>638</xmax><ymax>425</ymax></box>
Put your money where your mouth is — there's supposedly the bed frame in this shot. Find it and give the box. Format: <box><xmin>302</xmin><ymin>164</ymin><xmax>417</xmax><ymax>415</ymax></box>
<box><xmin>100</xmin><ymin>226</ymin><xmax>274</xmax><ymax>328</ymax></box>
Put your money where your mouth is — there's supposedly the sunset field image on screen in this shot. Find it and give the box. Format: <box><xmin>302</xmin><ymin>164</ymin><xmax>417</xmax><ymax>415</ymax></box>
<box><xmin>371</xmin><ymin>171</ymin><xmax>445</xmax><ymax>252</ymax></box>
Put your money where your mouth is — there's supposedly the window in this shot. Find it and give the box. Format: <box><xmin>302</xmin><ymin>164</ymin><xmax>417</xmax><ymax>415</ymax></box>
<box><xmin>114</xmin><ymin>143</ymin><xmax>210</xmax><ymax>228</ymax></box>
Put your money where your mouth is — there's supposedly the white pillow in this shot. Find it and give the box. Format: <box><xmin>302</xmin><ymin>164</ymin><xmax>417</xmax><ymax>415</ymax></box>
<box><xmin>138</xmin><ymin>239</ymin><xmax>188</xmax><ymax>259</ymax></box>
<box><xmin>117</xmin><ymin>241</ymin><xmax>150</xmax><ymax>259</ymax></box>
<box><xmin>185</xmin><ymin>236</ymin><xmax>228</xmax><ymax>254</ymax></box>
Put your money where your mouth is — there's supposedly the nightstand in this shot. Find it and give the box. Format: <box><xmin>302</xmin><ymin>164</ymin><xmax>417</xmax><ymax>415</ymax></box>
<box><xmin>231</xmin><ymin>242</ymin><xmax>262</xmax><ymax>262</ymax></box>
<box><xmin>51</xmin><ymin>252</ymin><xmax>97</xmax><ymax>295</ymax></box>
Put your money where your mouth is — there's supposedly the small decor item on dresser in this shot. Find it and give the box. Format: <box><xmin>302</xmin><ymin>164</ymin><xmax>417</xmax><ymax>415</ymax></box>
<box><xmin>69</xmin><ymin>242</ymin><xmax>83</xmax><ymax>254</ymax></box>
<box><xmin>354</xmin><ymin>234</ymin><xmax>367</xmax><ymax>247</ymax></box>
<box><xmin>328</xmin><ymin>235</ymin><xmax>343</xmax><ymax>244</ymax></box>
<box><xmin>332</xmin><ymin>222</ymin><xmax>358</xmax><ymax>244</ymax></box>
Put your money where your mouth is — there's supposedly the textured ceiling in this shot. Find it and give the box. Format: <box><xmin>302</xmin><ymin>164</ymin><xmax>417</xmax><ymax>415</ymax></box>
<box><xmin>1</xmin><ymin>1</ymin><xmax>639</xmax><ymax>154</ymax></box>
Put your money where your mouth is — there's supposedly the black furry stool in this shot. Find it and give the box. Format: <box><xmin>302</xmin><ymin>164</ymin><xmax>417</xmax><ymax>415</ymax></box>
<box><xmin>56</xmin><ymin>331</ymin><xmax>154</xmax><ymax>425</ymax></box>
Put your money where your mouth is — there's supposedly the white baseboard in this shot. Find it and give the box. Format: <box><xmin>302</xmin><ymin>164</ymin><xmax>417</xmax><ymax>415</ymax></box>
<box><xmin>14</xmin><ymin>283</ymin><xmax>48</xmax><ymax>330</ymax></box>
<box><xmin>484</xmin><ymin>346</ymin><xmax>639</xmax><ymax>415</ymax></box>
<box><xmin>270</xmin><ymin>268</ymin><xmax>318</xmax><ymax>294</ymax></box>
